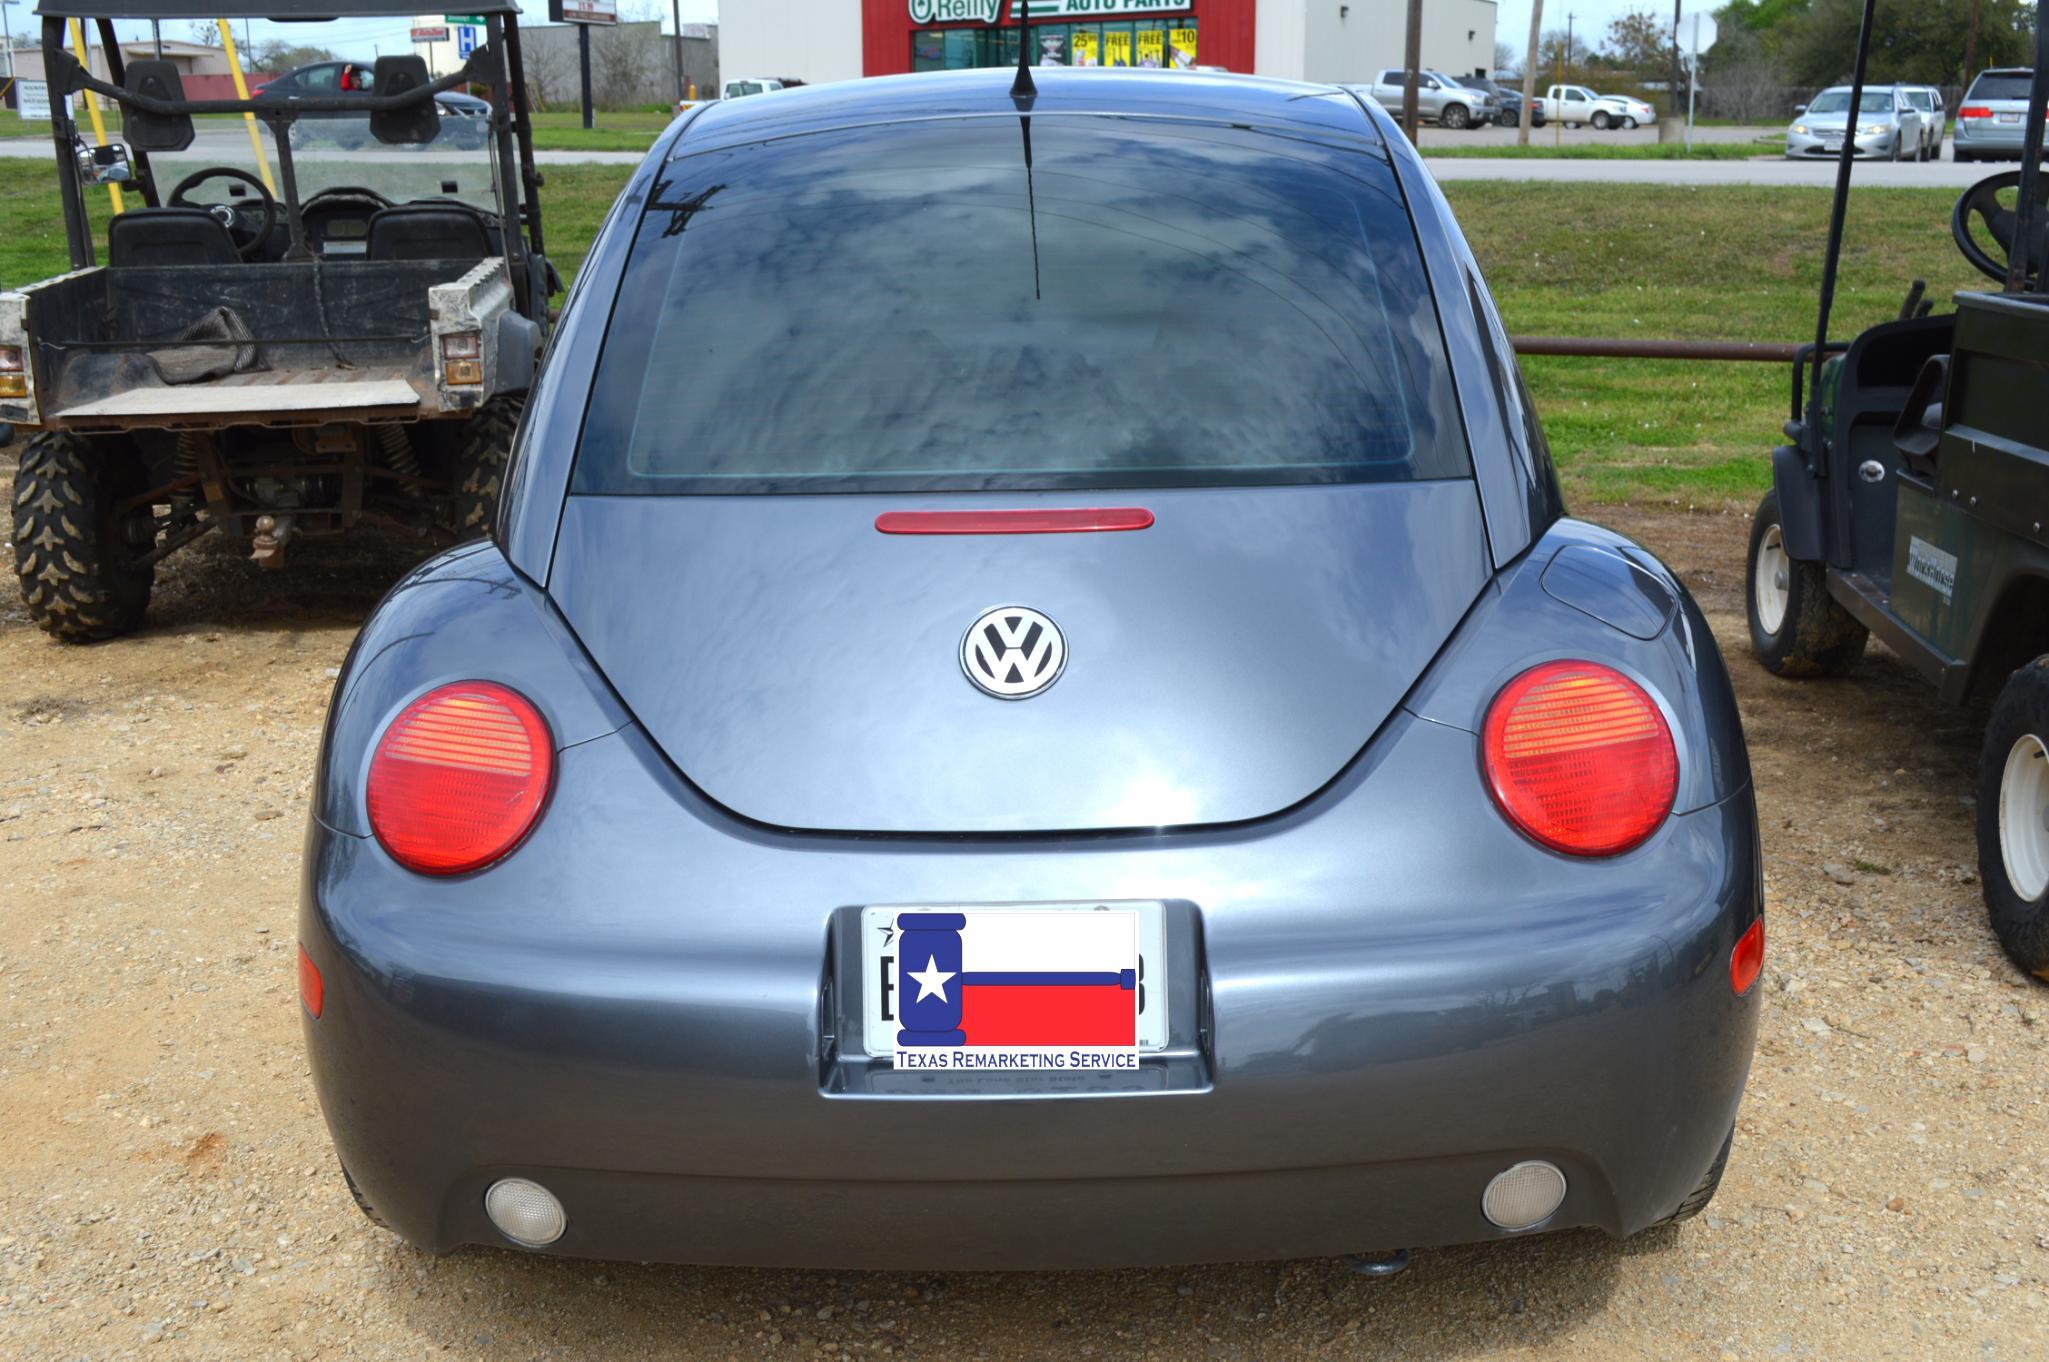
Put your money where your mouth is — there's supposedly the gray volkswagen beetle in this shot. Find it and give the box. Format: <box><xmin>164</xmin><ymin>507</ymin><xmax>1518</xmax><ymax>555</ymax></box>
<box><xmin>300</xmin><ymin>65</ymin><xmax>1763</xmax><ymax>1269</ymax></box>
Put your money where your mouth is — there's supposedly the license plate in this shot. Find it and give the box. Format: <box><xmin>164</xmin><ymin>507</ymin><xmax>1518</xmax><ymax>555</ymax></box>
<box><xmin>860</xmin><ymin>902</ymin><xmax>1169</xmax><ymax>1062</ymax></box>
<box><xmin>1998</xmin><ymin>112</ymin><xmax>2022</xmax><ymax>124</ymax></box>
<box><xmin>1822</xmin><ymin>141</ymin><xmax>1843</xmax><ymax>153</ymax></box>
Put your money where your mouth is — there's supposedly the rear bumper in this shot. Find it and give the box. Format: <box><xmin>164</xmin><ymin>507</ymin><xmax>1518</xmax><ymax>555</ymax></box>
<box><xmin>301</xmin><ymin>712</ymin><xmax>1763</xmax><ymax>1269</ymax></box>
<box><xmin>1954</xmin><ymin>121</ymin><xmax>2029</xmax><ymax>155</ymax></box>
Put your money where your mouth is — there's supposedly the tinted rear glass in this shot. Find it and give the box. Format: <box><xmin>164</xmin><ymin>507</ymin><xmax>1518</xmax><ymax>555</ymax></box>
<box><xmin>571</xmin><ymin>115</ymin><xmax>1469</xmax><ymax>495</ymax></box>
<box><xmin>1968</xmin><ymin>72</ymin><xmax>2033</xmax><ymax>101</ymax></box>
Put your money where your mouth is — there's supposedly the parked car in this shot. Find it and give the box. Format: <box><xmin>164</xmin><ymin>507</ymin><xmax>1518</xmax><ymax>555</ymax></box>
<box><xmin>1457</xmin><ymin>74</ymin><xmax>1545</xmax><ymax>128</ymax></box>
<box><xmin>1900</xmin><ymin>83</ymin><xmax>1946</xmax><ymax>159</ymax></box>
<box><xmin>1363</xmin><ymin>68</ymin><xmax>1495</xmax><ymax>128</ymax></box>
<box><xmin>1535</xmin><ymin>84</ymin><xmax>1651</xmax><ymax>130</ymax></box>
<box><xmin>1954</xmin><ymin>67</ymin><xmax>2036</xmax><ymax>161</ymax></box>
<box><xmin>303</xmin><ymin>68</ymin><xmax>1762</xmax><ymax>1271</ymax></box>
<box><xmin>675</xmin><ymin>75</ymin><xmax>793</xmax><ymax>115</ymax></box>
<box><xmin>257</xmin><ymin>60</ymin><xmax>492</xmax><ymax>149</ymax></box>
<box><xmin>1785</xmin><ymin>85</ymin><xmax>1925</xmax><ymax>161</ymax></box>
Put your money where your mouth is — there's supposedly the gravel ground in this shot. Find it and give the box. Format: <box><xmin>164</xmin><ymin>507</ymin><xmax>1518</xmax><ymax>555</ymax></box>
<box><xmin>1</xmin><ymin>500</ymin><xmax>2045</xmax><ymax>1361</ymax></box>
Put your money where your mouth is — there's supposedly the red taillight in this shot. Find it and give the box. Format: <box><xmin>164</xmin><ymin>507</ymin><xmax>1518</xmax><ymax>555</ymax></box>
<box><xmin>875</xmin><ymin>507</ymin><xmax>1155</xmax><ymax>535</ymax></box>
<box><xmin>366</xmin><ymin>681</ymin><xmax>552</xmax><ymax>875</ymax></box>
<box><xmin>1958</xmin><ymin>105</ymin><xmax>1992</xmax><ymax>119</ymax></box>
<box><xmin>1730</xmin><ymin>919</ymin><xmax>1765</xmax><ymax>996</ymax></box>
<box><xmin>298</xmin><ymin>944</ymin><xmax>324</xmax><ymax>1019</ymax></box>
<box><xmin>1481</xmin><ymin>660</ymin><xmax>1678</xmax><ymax>856</ymax></box>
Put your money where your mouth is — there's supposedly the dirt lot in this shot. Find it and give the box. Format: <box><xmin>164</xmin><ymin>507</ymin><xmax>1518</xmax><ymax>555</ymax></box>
<box><xmin>1</xmin><ymin>500</ymin><xmax>2045</xmax><ymax>1362</ymax></box>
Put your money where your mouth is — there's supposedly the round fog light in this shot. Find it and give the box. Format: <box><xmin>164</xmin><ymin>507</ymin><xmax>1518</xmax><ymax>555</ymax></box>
<box><xmin>484</xmin><ymin>1177</ymin><xmax>567</xmax><ymax>1247</ymax></box>
<box><xmin>1482</xmin><ymin>1160</ymin><xmax>1567</xmax><ymax>1231</ymax></box>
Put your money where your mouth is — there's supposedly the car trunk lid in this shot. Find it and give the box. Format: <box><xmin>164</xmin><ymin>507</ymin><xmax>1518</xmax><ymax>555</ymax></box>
<box><xmin>546</xmin><ymin>482</ymin><xmax>1489</xmax><ymax>834</ymax></box>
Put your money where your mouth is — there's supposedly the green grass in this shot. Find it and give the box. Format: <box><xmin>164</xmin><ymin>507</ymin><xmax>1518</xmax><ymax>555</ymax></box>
<box><xmin>1442</xmin><ymin>182</ymin><xmax>1986</xmax><ymax>506</ymax></box>
<box><xmin>1425</xmin><ymin>136</ymin><xmax>1783</xmax><ymax>161</ymax></box>
<box><xmin>0</xmin><ymin>162</ymin><xmax>1994</xmax><ymax>508</ymax></box>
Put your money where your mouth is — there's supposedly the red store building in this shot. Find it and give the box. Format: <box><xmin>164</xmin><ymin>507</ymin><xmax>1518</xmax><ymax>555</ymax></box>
<box><xmin>859</xmin><ymin>1</ymin><xmax>1258</xmax><ymax>80</ymax></box>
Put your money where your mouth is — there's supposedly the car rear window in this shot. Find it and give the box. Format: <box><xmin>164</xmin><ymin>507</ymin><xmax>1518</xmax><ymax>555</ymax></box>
<box><xmin>1967</xmin><ymin>72</ymin><xmax>2033</xmax><ymax>101</ymax></box>
<box><xmin>570</xmin><ymin>115</ymin><xmax>1469</xmax><ymax>495</ymax></box>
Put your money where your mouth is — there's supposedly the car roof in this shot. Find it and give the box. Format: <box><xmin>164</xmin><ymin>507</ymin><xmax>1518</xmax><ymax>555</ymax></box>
<box><xmin>673</xmin><ymin>67</ymin><xmax>1385</xmax><ymax>158</ymax></box>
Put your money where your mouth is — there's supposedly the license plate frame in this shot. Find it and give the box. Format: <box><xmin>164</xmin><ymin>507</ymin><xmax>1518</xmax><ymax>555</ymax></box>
<box><xmin>859</xmin><ymin>902</ymin><xmax>1170</xmax><ymax>1059</ymax></box>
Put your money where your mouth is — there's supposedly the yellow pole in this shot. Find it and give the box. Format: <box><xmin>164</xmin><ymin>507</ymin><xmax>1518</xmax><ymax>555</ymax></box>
<box><xmin>68</xmin><ymin>19</ymin><xmax>122</xmax><ymax>214</ymax></box>
<box><xmin>217</xmin><ymin>19</ymin><xmax>276</xmax><ymax>195</ymax></box>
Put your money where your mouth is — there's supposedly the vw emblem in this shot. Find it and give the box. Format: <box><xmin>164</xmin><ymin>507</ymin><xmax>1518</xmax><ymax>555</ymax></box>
<box><xmin>961</xmin><ymin>606</ymin><xmax>1065</xmax><ymax>700</ymax></box>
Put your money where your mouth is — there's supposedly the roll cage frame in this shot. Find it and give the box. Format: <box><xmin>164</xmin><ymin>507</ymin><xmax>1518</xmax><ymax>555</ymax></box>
<box><xmin>34</xmin><ymin>3</ymin><xmax>548</xmax><ymax>318</ymax></box>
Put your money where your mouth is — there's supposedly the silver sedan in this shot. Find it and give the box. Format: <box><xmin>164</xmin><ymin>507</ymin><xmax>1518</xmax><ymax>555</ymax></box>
<box><xmin>1786</xmin><ymin>86</ymin><xmax>1920</xmax><ymax>161</ymax></box>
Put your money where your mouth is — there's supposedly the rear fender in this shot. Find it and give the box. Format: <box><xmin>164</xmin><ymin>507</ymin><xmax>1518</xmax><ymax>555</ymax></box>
<box><xmin>1403</xmin><ymin>519</ymin><xmax>1750</xmax><ymax>818</ymax></box>
<box><xmin>1771</xmin><ymin>443</ymin><xmax>1827</xmax><ymax>561</ymax></box>
<box><xmin>314</xmin><ymin>541</ymin><xmax>631</xmax><ymax>839</ymax></box>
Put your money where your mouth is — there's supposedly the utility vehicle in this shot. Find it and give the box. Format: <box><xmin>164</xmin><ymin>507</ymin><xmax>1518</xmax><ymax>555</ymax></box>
<box><xmin>6</xmin><ymin>1</ymin><xmax>557</xmax><ymax>641</ymax></box>
<box><xmin>1746</xmin><ymin>5</ymin><xmax>2049</xmax><ymax>974</ymax></box>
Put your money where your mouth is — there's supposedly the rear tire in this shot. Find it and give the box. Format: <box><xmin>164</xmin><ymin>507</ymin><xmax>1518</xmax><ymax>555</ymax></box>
<box><xmin>1651</xmin><ymin>1129</ymin><xmax>1731</xmax><ymax>1227</ymax></box>
<box><xmin>445</xmin><ymin>397</ymin><xmax>522</xmax><ymax>538</ymax></box>
<box><xmin>1621</xmin><ymin>115</ymin><xmax>1638</xmax><ymax>130</ymax></box>
<box><xmin>1978</xmin><ymin>660</ymin><xmax>2049</xmax><ymax>978</ymax></box>
<box><xmin>1440</xmin><ymin>102</ymin><xmax>1470</xmax><ymax>131</ymax></box>
<box><xmin>11</xmin><ymin>430</ymin><xmax>155</xmax><ymax>642</ymax></box>
<box><xmin>1745</xmin><ymin>490</ymin><xmax>1867</xmax><ymax>677</ymax></box>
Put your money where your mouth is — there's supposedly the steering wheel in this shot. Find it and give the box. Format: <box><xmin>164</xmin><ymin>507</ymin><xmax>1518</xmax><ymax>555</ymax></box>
<box><xmin>302</xmin><ymin>185</ymin><xmax>394</xmax><ymax>213</ymax></box>
<box><xmin>1951</xmin><ymin>170</ymin><xmax>2049</xmax><ymax>285</ymax></box>
<box><xmin>168</xmin><ymin>166</ymin><xmax>279</xmax><ymax>260</ymax></box>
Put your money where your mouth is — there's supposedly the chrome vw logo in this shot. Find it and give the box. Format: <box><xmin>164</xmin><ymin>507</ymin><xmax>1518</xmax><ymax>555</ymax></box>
<box><xmin>961</xmin><ymin>606</ymin><xmax>1065</xmax><ymax>700</ymax></box>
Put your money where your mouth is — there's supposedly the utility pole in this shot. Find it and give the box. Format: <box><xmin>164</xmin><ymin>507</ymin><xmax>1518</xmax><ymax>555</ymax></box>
<box><xmin>1518</xmin><ymin>0</ymin><xmax>1544</xmax><ymax>148</ymax></box>
<box><xmin>670</xmin><ymin>0</ymin><xmax>684</xmax><ymax>104</ymax></box>
<box><xmin>578</xmin><ymin>21</ymin><xmax>593</xmax><ymax>130</ymax></box>
<box><xmin>1400</xmin><ymin>0</ymin><xmax>1423</xmax><ymax>143</ymax></box>
<box><xmin>0</xmin><ymin>1</ymin><xmax>16</xmax><ymax>84</ymax></box>
<box><xmin>1958</xmin><ymin>0</ymin><xmax>1975</xmax><ymax>89</ymax></box>
<box><xmin>1671</xmin><ymin>0</ymin><xmax>1684</xmax><ymax>119</ymax></box>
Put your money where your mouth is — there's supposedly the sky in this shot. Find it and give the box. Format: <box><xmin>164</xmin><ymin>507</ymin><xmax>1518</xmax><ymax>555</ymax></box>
<box><xmin>1494</xmin><ymin>1</ymin><xmax>1689</xmax><ymax>63</ymax></box>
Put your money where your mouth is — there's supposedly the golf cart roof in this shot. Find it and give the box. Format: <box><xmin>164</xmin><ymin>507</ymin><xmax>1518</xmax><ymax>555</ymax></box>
<box><xmin>34</xmin><ymin>0</ymin><xmax>518</xmax><ymax>17</ymax></box>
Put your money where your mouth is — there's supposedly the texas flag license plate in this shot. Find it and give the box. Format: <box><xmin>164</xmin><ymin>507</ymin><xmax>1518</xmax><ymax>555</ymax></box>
<box><xmin>860</xmin><ymin>903</ymin><xmax>1169</xmax><ymax>1070</ymax></box>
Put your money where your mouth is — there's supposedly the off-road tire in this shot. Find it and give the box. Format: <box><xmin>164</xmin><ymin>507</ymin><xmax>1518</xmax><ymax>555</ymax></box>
<box><xmin>1977</xmin><ymin>658</ymin><xmax>2049</xmax><ymax>977</ymax></box>
<box><xmin>1592</xmin><ymin>110</ymin><xmax>1612</xmax><ymax>130</ymax></box>
<box><xmin>1746</xmin><ymin>490</ymin><xmax>1867</xmax><ymax>677</ymax></box>
<box><xmin>1440</xmin><ymin>102</ymin><xmax>1470</xmax><ymax>131</ymax></box>
<box><xmin>342</xmin><ymin>1164</ymin><xmax>393</xmax><ymax>1231</ymax></box>
<box><xmin>446</xmin><ymin>397</ymin><xmax>522</xmax><ymax>538</ymax></box>
<box><xmin>11</xmin><ymin>430</ymin><xmax>155</xmax><ymax>642</ymax></box>
<box><xmin>1651</xmin><ymin>1129</ymin><xmax>1732</xmax><ymax>1227</ymax></box>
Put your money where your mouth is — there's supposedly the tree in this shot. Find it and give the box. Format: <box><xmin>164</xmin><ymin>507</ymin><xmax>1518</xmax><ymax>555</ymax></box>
<box><xmin>1605</xmin><ymin>9</ymin><xmax>1674</xmax><ymax>74</ymax></box>
<box><xmin>1536</xmin><ymin>27</ymin><xmax>1594</xmax><ymax>80</ymax></box>
<box><xmin>1779</xmin><ymin>0</ymin><xmax>2033</xmax><ymax>87</ymax></box>
<box><xmin>1495</xmin><ymin>40</ymin><xmax>1520</xmax><ymax>75</ymax></box>
<box><xmin>250</xmin><ymin>41</ymin><xmax>337</xmax><ymax>74</ymax></box>
<box><xmin>591</xmin><ymin>24</ymin><xmax>655</xmax><ymax>108</ymax></box>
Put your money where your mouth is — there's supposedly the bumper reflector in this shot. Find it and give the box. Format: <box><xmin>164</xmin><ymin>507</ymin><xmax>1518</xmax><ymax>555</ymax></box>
<box><xmin>1730</xmin><ymin>918</ymin><xmax>1765</xmax><ymax>996</ymax></box>
<box><xmin>297</xmin><ymin>944</ymin><xmax>323</xmax><ymax>1019</ymax></box>
<box><xmin>485</xmin><ymin>1178</ymin><xmax>567</xmax><ymax>1247</ymax></box>
<box><xmin>1482</xmin><ymin>1160</ymin><xmax>1567</xmax><ymax>1231</ymax></box>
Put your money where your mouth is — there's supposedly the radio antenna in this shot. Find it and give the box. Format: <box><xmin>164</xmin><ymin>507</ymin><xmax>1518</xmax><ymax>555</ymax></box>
<box><xmin>1010</xmin><ymin>0</ymin><xmax>1036</xmax><ymax>102</ymax></box>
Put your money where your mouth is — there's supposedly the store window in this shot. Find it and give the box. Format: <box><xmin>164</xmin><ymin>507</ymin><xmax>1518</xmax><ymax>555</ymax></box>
<box><xmin>911</xmin><ymin>19</ymin><xmax>1195</xmax><ymax>71</ymax></box>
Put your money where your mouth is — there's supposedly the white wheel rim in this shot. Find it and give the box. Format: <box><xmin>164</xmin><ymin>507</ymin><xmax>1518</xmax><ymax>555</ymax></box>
<box><xmin>1754</xmin><ymin>524</ymin><xmax>1790</xmax><ymax>636</ymax></box>
<box><xmin>2000</xmin><ymin>735</ymin><xmax>2049</xmax><ymax>901</ymax></box>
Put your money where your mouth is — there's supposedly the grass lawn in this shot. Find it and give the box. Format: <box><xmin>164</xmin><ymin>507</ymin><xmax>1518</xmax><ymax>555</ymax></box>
<box><xmin>523</xmin><ymin>108</ymin><xmax>674</xmax><ymax>152</ymax></box>
<box><xmin>1425</xmin><ymin>137</ymin><xmax>1783</xmax><ymax>161</ymax></box>
<box><xmin>0</xmin><ymin>160</ymin><xmax>1991</xmax><ymax>508</ymax></box>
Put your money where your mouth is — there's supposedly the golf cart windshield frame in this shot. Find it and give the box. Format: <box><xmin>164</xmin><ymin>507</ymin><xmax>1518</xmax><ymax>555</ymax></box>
<box><xmin>1804</xmin><ymin>0</ymin><xmax>2047</xmax><ymax>438</ymax></box>
<box><xmin>37</xmin><ymin>5</ymin><xmax>544</xmax><ymax>314</ymax></box>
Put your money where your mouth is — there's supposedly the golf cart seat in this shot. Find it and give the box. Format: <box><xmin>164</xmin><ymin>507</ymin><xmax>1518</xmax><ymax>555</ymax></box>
<box><xmin>108</xmin><ymin>208</ymin><xmax>237</xmax><ymax>267</ymax></box>
<box><xmin>366</xmin><ymin>203</ymin><xmax>495</xmax><ymax>261</ymax></box>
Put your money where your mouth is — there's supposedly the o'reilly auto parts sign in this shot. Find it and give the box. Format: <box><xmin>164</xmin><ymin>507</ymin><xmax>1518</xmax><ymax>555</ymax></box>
<box><xmin>910</xmin><ymin>0</ymin><xmax>1191</xmax><ymax>22</ymax></box>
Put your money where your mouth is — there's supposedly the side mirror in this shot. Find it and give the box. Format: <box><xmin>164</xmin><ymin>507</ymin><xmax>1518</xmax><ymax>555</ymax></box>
<box><xmin>122</xmin><ymin>59</ymin><xmax>195</xmax><ymax>151</ymax></box>
<box><xmin>1793</xmin><ymin>103</ymin><xmax>1807</xmax><ymax>116</ymax></box>
<box><xmin>72</xmin><ymin>136</ymin><xmax>132</xmax><ymax>186</ymax></box>
<box><xmin>369</xmin><ymin>55</ymin><xmax>440</xmax><ymax>145</ymax></box>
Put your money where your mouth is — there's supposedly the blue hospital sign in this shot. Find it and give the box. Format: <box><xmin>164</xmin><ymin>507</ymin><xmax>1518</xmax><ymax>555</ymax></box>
<box><xmin>457</xmin><ymin>25</ymin><xmax>479</xmax><ymax>58</ymax></box>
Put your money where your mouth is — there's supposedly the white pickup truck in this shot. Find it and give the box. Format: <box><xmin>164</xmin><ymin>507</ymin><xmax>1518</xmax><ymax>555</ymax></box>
<box><xmin>1534</xmin><ymin>84</ymin><xmax>1658</xmax><ymax>130</ymax></box>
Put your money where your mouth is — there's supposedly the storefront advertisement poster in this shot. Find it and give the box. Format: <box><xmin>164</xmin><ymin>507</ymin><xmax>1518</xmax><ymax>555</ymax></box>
<box><xmin>1070</xmin><ymin>30</ymin><xmax>1098</xmax><ymax>66</ymax></box>
<box><xmin>1136</xmin><ymin>30</ymin><xmax>1164</xmax><ymax>67</ymax></box>
<box><xmin>1103</xmin><ymin>30</ymin><xmax>1132</xmax><ymax>66</ymax></box>
<box><xmin>1167</xmin><ymin>27</ymin><xmax>1197</xmax><ymax>69</ymax></box>
<box><xmin>1038</xmin><ymin>31</ymin><xmax>1068</xmax><ymax>64</ymax></box>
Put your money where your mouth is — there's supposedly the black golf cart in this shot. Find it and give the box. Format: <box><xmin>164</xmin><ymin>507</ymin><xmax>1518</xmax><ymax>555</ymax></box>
<box><xmin>4</xmin><ymin>1</ymin><xmax>556</xmax><ymax>641</ymax></box>
<box><xmin>1745</xmin><ymin>5</ymin><xmax>2049</xmax><ymax>974</ymax></box>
